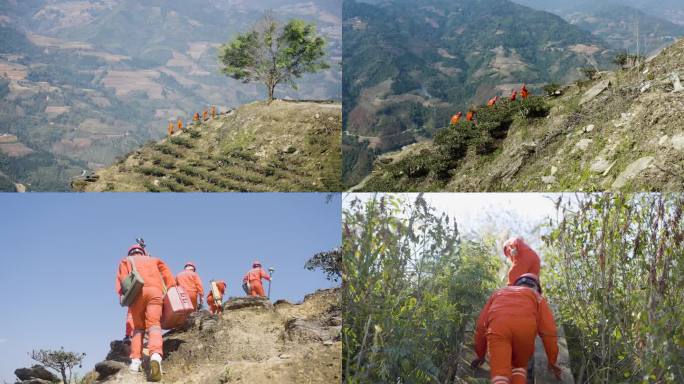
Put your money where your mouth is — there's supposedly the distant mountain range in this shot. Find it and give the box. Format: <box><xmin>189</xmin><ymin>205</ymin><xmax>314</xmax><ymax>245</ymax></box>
<box><xmin>342</xmin><ymin>0</ymin><xmax>613</xmax><ymax>186</ymax></box>
<box><xmin>0</xmin><ymin>0</ymin><xmax>341</xmax><ymax>191</ymax></box>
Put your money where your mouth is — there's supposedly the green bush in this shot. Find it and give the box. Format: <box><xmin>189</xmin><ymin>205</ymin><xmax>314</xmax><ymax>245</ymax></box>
<box><xmin>136</xmin><ymin>165</ymin><xmax>165</xmax><ymax>177</ymax></box>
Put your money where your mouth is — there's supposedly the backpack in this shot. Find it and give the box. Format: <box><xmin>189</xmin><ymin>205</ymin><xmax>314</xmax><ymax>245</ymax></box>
<box><xmin>120</xmin><ymin>256</ymin><xmax>145</xmax><ymax>307</ymax></box>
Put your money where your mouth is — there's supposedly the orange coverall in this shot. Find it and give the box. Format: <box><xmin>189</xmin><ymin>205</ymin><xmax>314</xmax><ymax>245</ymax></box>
<box><xmin>503</xmin><ymin>237</ymin><xmax>541</xmax><ymax>285</ymax></box>
<box><xmin>177</xmin><ymin>118</ymin><xmax>183</xmax><ymax>131</ymax></box>
<box><xmin>451</xmin><ymin>112</ymin><xmax>462</xmax><ymax>125</ymax></box>
<box><xmin>202</xmin><ymin>110</ymin><xmax>208</xmax><ymax>121</ymax></box>
<box><xmin>475</xmin><ymin>286</ymin><xmax>559</xmax><ymax>384</ymax></box>
<box><xmin>243</xmin><ymin>267</ymin><xmax>271</xmax><ymax>297</ymax></box>
<box><xmin>510</xmin><ymin>90</ymin><xmax>517</xmax><ymax>101</ymax></box>
<box><xmin>176</xmin><ymin>269</ymin><xmax>204</xmax><ymax>310</ymax></box>
<box><xmin>116</xmin><ymin>255</ymin><xmax>175</xmax><ymax>360</ymax></box>
<box><xmin>521</xmin><ymin>85</ymin><xmax>529</xmax><ymax>99</ymax></box>
<box><xmin>211</xmin><ymin>106</ymin><xmax>216</xmax><ymax>118</ymax></box>
<box><xmin>207</xmin><ymin>281</ymin><xmax>227</xmax><ymax>314</ymax></box>
<box><xmin>487</xmin><ymin>96</ymin><xmax>499</xmax><ymax>107</ymax></box>
<box><xmin>466</xmin><ymin>111</ymin><xmax>475</xmax><ymax>122</ymax></box>
<box><xmin>167</xmin><ymin>122</ymin><xmax>173</xmax><ymax>136</ymax></box>
<box><xmin>193</xmin><ymin>112</ymin><xmax>200</xmax><ymax>122</ymax></box>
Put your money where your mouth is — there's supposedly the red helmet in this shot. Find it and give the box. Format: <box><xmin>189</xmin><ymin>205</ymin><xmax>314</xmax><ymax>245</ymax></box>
<box><xmin>184</xmin><ymin>262</ymin><xmax>196</xmax><ymax>271</ymax></box>
<box><xmin>128</xmin><ymin>244</ymin><xmax>145</xmax><ymax>256</ymax></box>
<box><xmin>252</xmin><ymin>260</ymin><xmax>261</xmax><ymax>268</ymax></box>
<box><xmin>514</xmin><ymin>273</ymin><xmax>542</xmax><ymax>294</ymax></box>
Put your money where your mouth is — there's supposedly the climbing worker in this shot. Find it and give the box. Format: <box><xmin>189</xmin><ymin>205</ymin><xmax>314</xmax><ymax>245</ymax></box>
<box><xmin>211</xmin><ymin>106</ymin><xmax>216</xmax><ymax>118</ymax></box>
<box><xmin>167</xmin><ymin>121</ymin><xmax>174</xmax><ymax>136</ymax></box>
<box><xmin>202</xmin><ymin>110</ymin><xmax>208</xmax><ymax>121</ymax></box>
<box><xmin>503</xmin><ymin>237</ymin><xmax>541</xmax><ymax>285</ymax></box>
<box><xmin>472</xmin><ymin>273</ymin><xmax>562</xmax><ymax>383</ymax></box>
<box><xmin>175</xmin><ymin>262</ymin><xmax>204</xmax><ymax>310</ymax></box>
<box><xmin>521</xmin><ymin>84</ymin><xmax>529</xmax><ymax>100</ymax></box>
<box><xmin>510</xmin><ymin>89</ymin><xmax>518</xmax><ymax>102</ymax></box>
<box><xmin>177</xmin><ymin>118</ymin><xmax>183</xmax><ymax>131</ymax></box>
<box><xmin>466</xmin><ymin>110</ymin><xmax>475</xmax><ymax>122</ymax></box>
<box><xmin>207</xmin><ymin>280</ymin><xmax>227</xmax><ymax>314</ymax></box>
<box><xmin>487</xmin><ymin>96</ymin><xmax>499</xmax><ymax>107</ymax></box>
<box><xmin>450</xmin><ymin>112</ymin><xmax>463</xmax><ymax>125</ymax></box>
<box><xmin>193</xmin><ymin>112</ymin><xmax>200</xmax><ymax>122</ymax></box>
<box><xmin>116</xmin><ymin>244</ymin><xmax>175</xmax><ymax>382</ymax></box>
<box><xmin>243</xmin><ymin>260</ymin><xmax>271</xmax><ymax>297</ymax></box>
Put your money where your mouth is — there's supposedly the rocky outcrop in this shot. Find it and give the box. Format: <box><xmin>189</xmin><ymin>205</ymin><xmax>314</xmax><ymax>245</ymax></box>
<box><xmin>14</xmin><ymin>365</ymin><xmax>59</xmax><ymax>383</ymax></box>
<box><xmin>222</xmin><ymin>295</ymin><xmax>274</xmax><ymax>311</ymax></box>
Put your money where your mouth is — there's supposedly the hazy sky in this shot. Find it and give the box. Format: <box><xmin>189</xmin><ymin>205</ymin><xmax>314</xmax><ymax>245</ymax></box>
<box><xmin>0</xmin><ymin>192</ymin><xmax>341</xmax><ymax>382</ymax></box>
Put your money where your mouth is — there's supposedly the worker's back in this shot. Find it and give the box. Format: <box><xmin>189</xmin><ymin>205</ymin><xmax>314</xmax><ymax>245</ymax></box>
<box><xmin>486</xmin><ymin>286</ymin><xmax>541</xmax><ymax>323</ymax></box>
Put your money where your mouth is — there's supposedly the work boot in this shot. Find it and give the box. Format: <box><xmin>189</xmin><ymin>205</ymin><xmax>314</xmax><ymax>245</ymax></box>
<box><xmin>149</xmin><ymin>353</ymin><xmax>162</xmax><ymax>382</ymax></box>
<box><xmin>129</xmin><ymin>358</ymin><xmax>141</xmax><ymax>373</ymax></box>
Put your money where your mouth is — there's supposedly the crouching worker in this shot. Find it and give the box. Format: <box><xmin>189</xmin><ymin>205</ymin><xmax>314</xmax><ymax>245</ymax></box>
<box><xmin>207</xmin><ymin>280</ymin><xmax>227</xmax><ymax>314</ymax></box>
<box><xmin>116</xmin><ymin>244</ymin><xmax>176</xmax><ymax>382</ymax></box>
<box><xmin>472</xmin><ymin>274</ymin><xmax>562</xmax><ymax>383</ymax></box>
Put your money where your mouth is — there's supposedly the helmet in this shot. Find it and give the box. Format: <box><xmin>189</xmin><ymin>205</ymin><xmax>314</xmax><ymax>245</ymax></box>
<box><xmin>514</xmin><ymin>273</ymin><xmax>542</xmax><ymax>294</ymax></box>
<box><xmin>128</xmin><ymin>244</ymin><xmax>145</xmax><ymax>256</ymax></box>
<box><xmin>184</xmin><ymin>262</ymin><xmax>196</xmax><ymax>271</ymax></box>
<box><xmin>252</xmin><ymin>260</ymin><xmax>261</xmax><ymax>268</ymax></box>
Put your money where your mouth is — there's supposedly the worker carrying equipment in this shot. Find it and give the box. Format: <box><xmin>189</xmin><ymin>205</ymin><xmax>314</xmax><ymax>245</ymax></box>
<box><xmin>116</xmin><ymin>243</ymin><xmax>175</xmax><ymax>382</ymax></box>
<box><xmin>451</xmin><ymin>112</ymin><xmax>463</xmax><ymax>125</ymax></box>
<box><xmin>521</xmin><ymin>84</ymin><xmax>529</xmax><ymax>99</ymax></box>
<box><xmin>487</xmin><ymin>96</ymin><xmax>499</xmax><ymax>107</ymax></box>
<box><xmin>242</xmin><ymin>260</ymin><xmax>271</xmax><ymax>297</ymax></box>
<box><xmin>503</xmin><ymin>237</ymin><xmax>541</xmax><ymax>286</ymax></box>
<box><xmin>208</xmin><ymin>280</ymin><xmax>226</xmax><ymax>314</ymax></box>
<box><xmin>472</xmin><ymin>274</ymin><xmax>562</xmax><ymax>383</ymax></box>
<box><xmin>175</xmin><ymin>262</ymin><xmax>204</xmax><ymax>310</ymax></box>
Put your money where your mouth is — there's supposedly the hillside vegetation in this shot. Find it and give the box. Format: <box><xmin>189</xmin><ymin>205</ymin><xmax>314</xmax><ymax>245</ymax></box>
<box><xmin>342</xmin><ymin>0</ymin><xmax>613</xmax><ymax>186</ymax></box>
<box><xmin>74</xmin><ymin>100</ymin><xmax>342</xmax><ymax>192</ymax></box>
<box><xmin>356</xmin><ymin>38</ymin><xmax>684</xmax><ymax>192</ymax></box>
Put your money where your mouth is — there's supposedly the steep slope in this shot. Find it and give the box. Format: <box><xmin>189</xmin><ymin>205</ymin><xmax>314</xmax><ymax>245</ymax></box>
<box><xmin>342</xmin><ymin>0</ymin><xmax>613</xmax><ymax>186</ymax></box>
<box><xmin>73</xmin><ymin>100</ymin><xmax>342</xmax><ymax>192</ymax></box>
<box><xmin>356</xmin><ymin>38</ymin><xmax>684</xmax><ymax>192</ymax></box>
<box><xmin>0</xmin><ymin>0</ymin><xmax>341</xmax><ymax>190</ymax></box>
<box><xmin>52</xmin><ymin>289</ymin><xmax>339</xmax><ymax>384</ymax></box>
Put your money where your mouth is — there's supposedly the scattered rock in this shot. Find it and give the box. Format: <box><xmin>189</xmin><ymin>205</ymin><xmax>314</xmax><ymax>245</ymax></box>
<box><xmin>282</xmin><ymin>145</ymin><xmax>297</xmax><ymax>154</ymax></box>
<box><xmin>285</xmin><ymin>318</ymin><xmax>339</xmax><ymax>342</ymax></box>
<box><xmin>574</xmin><ymin>139</ymin><xmax>593</xmax><ymax>152</ymax></box>
<box><xmin>672</xmin><ymin>134</ymin><xmax>684</xmax><ymax>151</ymax></box>
<box><xmin>14</xmin><ymin>365</ymin><xmax>59</xmax><ymax>382</ymax></box>
<box><xmin>521</xmin><ymin>142</ymin><xmax>537</xmax><ymax>153</ymax></box>
<box><xmin>541</xmin><ymin>175</ymin><xmax>556</xmax><ymax>184</ymax></box>
<box><xmin>323</xmin><ymin>340</ymin><xmax>334</xmax><ymax>346</ymax></box>
<box><xmin>314</xmin><ymin>113</ymin><xmax>320</xmax><ymax>119</ymax></box>
<box><xmin>94</xmin><ymin>360</ymin><xmax>127</xmax><ymax>380</ymax></box>
<box><xmin>640</xmin><ymin>82</ymin><xmax>652</xmax><ymax>93</ymax></box>
<box><xmin>583</xmin><ymin>124</ymin><xmax>595</xmax><ymax>133</ymax></box>
<box><xmin>612</xmin><ymin>156</ymin><xmax>655</xmax><ymax>189</ymax></box>
<box><xmin>279</xmin><ymin>353</ymin><xmax>292</xmax><ymax>359</ymax></box>
<box><xmin>550</xmin><ymin>166</ymin><xmax>558</xmax><ymax>176</ymax></box>
<box><xmin>580</xmin><ymin>80</ymin><xmax>610</xmax><ymax>105</ymax></box>
<box><xmin>223</xmin><ymin>296</ymin><xmax>273</xmax><ymax>311</ymax></box>
<box><xmin>658</xmin><ymin>135</ymin><xmax>669</xmax><ymax>147</ymax></box>
<box><xmin>671</xmin><ymin>72</ymin><xmax>684</xmax><ymax>92</ymax></box>
<box><xmin>590</xmin><ymin>158</ymin><xmax>612</xmax><ymax>174</ymax></box>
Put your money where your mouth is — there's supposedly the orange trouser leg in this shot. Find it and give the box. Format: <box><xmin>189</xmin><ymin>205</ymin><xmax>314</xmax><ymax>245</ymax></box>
<box><xmin>129</xmin><ymin>287</ymin><xmax>164</xmax><ymax>359</ymax></box>
<box><xmin>250</xmin><ymin>282</ymin><xmax>265</xmax><ymax>297</ymax></box>
<box><xmin>487</xmin><ymin>317</ymin><xmax>536</xmax><ymax>384</ymax></box>
<box><xmin>209</xmin><ymin>301</ymin><xmax>217</xmax><ymax>314</ymax></box>
<box><xmin>125</xmin><ymin>310</ymin><xmax>134</xmax><ymax>337</ymax></box>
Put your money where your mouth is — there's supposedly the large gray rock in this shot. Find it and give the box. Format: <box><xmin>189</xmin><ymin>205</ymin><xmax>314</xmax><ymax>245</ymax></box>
<box><xmin>285</xmin><ymin>318</ymin><xmax>341</xmax><ymax>342</ymax></box>
<box><xmin>14</xmin><ymin>365</ymin><xmax>59</xmax><ymax>382</ymax></box>
<box><xmin>580</xmin><ymin>80</ymin><xmax>610</xmax><ymax>105</ymax></box>
<box><xmin>105</xmin><ymin>340</ymin><xmax>131</xmax><ymax>363</ymax></box>
<box><xmin>223</xmin><ymin>296</ymin><xmax>273</xmax><ymax>311</ymax></box>
<box><xmin>612</xmin><ymin>156</ymin><xmax>654</xmax><ymax>189</ymax></box>
<box><xmin>94</xmin><ymin>360</ymin><xmax>127</xmax><ymax>380</ymax></box>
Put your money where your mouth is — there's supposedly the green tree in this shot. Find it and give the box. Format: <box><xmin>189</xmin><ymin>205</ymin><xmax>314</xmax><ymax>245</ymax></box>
<box><xmin>305</xmin><ymin>248</ymin><xmax>342</xmax><ymax>282</ymax></box>
<box><xmin>218</xmin><ymin>13</ymin><xmax>329</xmax><ymax>102</ymax></box>
<box><xmin>30</xmin><ymin>347</ymin><xmax>86</xmax><ymax>384</ymax></box>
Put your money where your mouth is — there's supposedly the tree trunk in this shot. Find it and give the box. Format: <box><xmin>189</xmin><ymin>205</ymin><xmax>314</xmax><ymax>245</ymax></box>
<box><xmin>60</xmin><ymin>368</ymin><xmax>68</xmax><ymax>384</ymax></box>
<box><xmin>267</xmin><ymin>83</ymin><xmax>276</xmax><ymax>103</ymax></box>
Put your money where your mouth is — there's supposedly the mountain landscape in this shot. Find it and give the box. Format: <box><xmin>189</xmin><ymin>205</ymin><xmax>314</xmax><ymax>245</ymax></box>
<box><xmin>354</xmin><ymin>37</ymin><xmax>684</xmax><ymax>192</ymax></box>
<box><xmin>0</xmin><ymin>0</ymin><xmax>342</xmax><ymax>191</ymax></box>
<box><xmin>73</xmin><ymin>100</ymin><xmax>342</xmax><ymax>192</ymax></box>
<box><xmin>342</xmin><ymin>0</ymin><xmax>615</xmax><ymax>187</ymax></box>
<box><xmin>12</xmin><ymin>289</ymin><xmax>341</xmax><ymax>384</ymax></box>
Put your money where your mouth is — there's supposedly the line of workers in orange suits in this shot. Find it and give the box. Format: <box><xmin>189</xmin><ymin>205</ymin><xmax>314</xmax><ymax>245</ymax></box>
<box><xmin>471</xmin><ymin>236</ymin><xmax>563</xmax><ymax>384</ymax></box>
<box><xmin>115</xmin><ymin>243</ymin><xmax>271</xmax><ymax>381</ymax></box>
<box><xmin>167</xmin><ymin>105</ymin><xmax>218</xmax><ymax>136</ymax></box>
<box><xmin>451</xmin><ymin>84</ymin><xmax>529</xmax><ymax>126</ymax></box>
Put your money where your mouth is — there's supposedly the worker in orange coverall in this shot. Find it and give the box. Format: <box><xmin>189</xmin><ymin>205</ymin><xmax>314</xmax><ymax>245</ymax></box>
<box><xmin>487</xmin><ymin>96</ymin><xmax>499</xmax><ymax>107</ymax></box>
<box><xmin>116</xmin><ymin>244</ymin><xmax>175</xmax><ymax>381</ymax></box>
<box><xmin>207</xmin><ymin>280</ymin><xmax>227</xmax><ymax>314</ymax></box>
<box><xmin>243</xmin><ymin>260</ymin><xmax>271</xmax><ymax>297</ymax></box>
<box><xmin>451</xmin><ymin>112</ymin><xmax>463</xmax><ymax>125</ymax></box>
<box><xmin>503</xmin><ymin>237</ymin><xmax>541</xmax><ymax>285</ymax></box>
<box><xmin>203</xmin><ymin>110</ymin><xmax>208</xmax><ymax>121</ymax></box>
<box><xmin>175</xmin><ymin>262</ymin><xmax>204</xmax><ymax>310</ymax></box>
<box><xmin>194</xmin><ymin>112</ymin><xmax>200</xmax><ymax>122</ymax></box>
<box><xmin>510</xmin><ymin>89</ymin><xmax>518</xmax><ymax>101</ymax></box>
<box><xmin>466</xmin><ymin>110</ymin><xmax>475</xmax><ymax>122</ymax></box>
<box><xmin>167</xmin><ymin>121</ymin><xmax>174</xmax><ymax>136</ymax></box>
<box><xmin>177</xmin><ymin>118</ymin><xmax>183</xmax><ymax>131</ymax></box>
<box><xmin>472</xmin><ymin>273</ymin><xmax>562</xmax><ymax>383</ymax></box>
<box><xmin>521</xmin><ymin>84</ymin><xmax>529</xmax><ymax>99</ymax></box>
<box><xmin>211</xmin><ymin>106</ymin><xmax>216</xmax><ymax>118</ymax></box>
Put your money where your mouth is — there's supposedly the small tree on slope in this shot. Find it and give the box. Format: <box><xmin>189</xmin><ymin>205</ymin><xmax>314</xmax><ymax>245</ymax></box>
<box><xmin>218</xmin><ymin>12</ymin><xmax>329</xmax><ymax>102</ymax></box>
<box><xmin>30</xmin><ymin>347</ymin><xmax>85</xmax><ymax>384</ymax></box>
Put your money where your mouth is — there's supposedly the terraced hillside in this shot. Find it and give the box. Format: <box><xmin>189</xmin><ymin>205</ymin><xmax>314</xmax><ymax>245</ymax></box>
<box><xmin>74</xmin><ymin>100</ymin><xmax>342</xmax><ymax>192</ymax></box>
<box><xmin>356</xmin><ymin>38</ymin><xmax>684</xmax><ymax>192</ymax></box>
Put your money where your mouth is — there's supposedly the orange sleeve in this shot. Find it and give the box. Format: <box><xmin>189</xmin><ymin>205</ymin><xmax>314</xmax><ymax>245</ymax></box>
<box><xmin>474</xmin><ymin>295</ymin><xmax>494</xmax><ymax>359</ymax></box>
<box><xmin>195</xmin><ymin>274</ymin><xmax>204</xmax><ymax>296</ymax></box>
<box><xmin>507</xmin><ymin>259</ymin><xmax>530</xmax><ymax>285</ymax></box>
<box><xmin>261</xmin><ymin>269</ymin><xmax>271</xmax><ymax>281</ymax></box>
<box><xmin>157</xmin><ymin>259</ymin><xmax>176</xmax><ymax>288</ymax></box>
<box><xmin>116</xmin><ymin>258</ymin><xmax>130</xmax><ymax>295</ymax></box>
<box><xmin>538</xmin><ymin>298</ymin><xmax>559</xmax><ymax>365</ymax></box>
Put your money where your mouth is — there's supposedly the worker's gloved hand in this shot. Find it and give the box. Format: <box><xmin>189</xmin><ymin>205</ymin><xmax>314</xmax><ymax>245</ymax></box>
<box><xmin>470</xmin><ymin>357</ymin><xmax>484</xmax><ymax>369</ymax></box>
<box><xmin>548</xmin><ymin>363</ymin><xmax>562</xmax><ymax>379</ymax></box>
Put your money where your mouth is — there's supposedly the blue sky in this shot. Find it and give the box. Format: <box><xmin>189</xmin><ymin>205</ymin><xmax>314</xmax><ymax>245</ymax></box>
<box><xmin>0</xmin><ymin>193</ymin><xmax>341</xmax><ymax>383</ymax></box>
